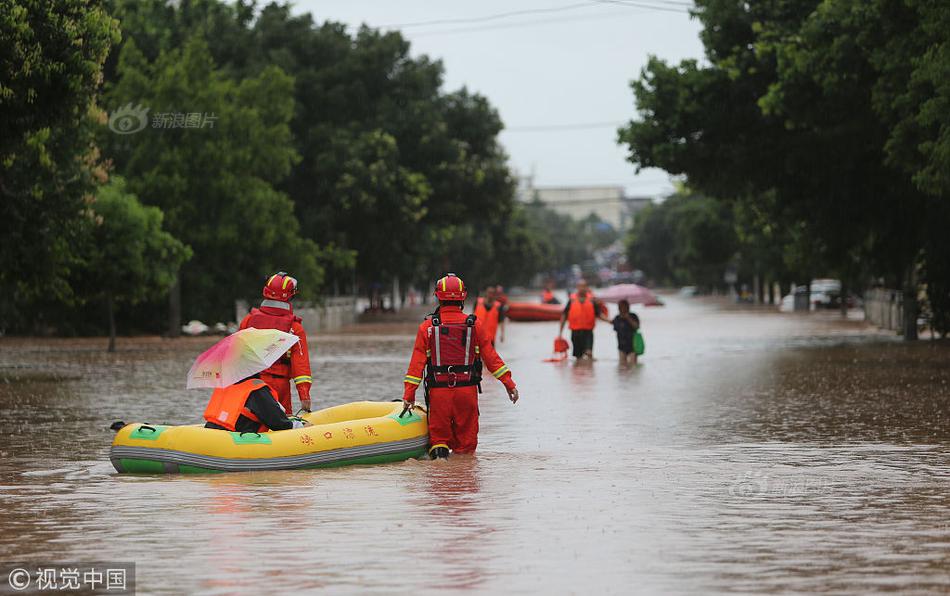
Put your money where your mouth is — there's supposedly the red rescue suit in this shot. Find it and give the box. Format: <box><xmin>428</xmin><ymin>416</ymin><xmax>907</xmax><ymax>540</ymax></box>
<box><xmin>473</xmin><ymin>297</ymin><xmax>502</xmax><ymax>345</ymax></box>
<box><xmin>402</xmin><ymin>305</ymin><xmax>516</xmax><ymax>454</ymax></box>
<box><xmin>203</xmin><ymin>378</ymin><xmax>273</xmax><ymax>432</ymax></box>
<box><xmin>240</xmin><ymin>300</ymin><xmax>312</xmax><ymax>414</ymax></box>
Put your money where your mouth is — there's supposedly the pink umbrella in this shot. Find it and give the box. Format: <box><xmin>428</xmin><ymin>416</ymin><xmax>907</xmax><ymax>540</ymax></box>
<box><xmin>186</xmin><ymin>328</ymin><xmax>299</xmax><ymax>389</ymax></box>
<box><xmin>594</xmin><ymin>284</ymin><xmax>660</xmax><ymax>305</ymax></box>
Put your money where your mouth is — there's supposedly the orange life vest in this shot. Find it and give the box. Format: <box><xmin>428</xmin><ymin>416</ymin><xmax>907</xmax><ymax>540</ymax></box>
<box><xmin>203</xmin><ymin>379</ymin><xmax>272</xmax><ymax>432</ymax></box>
<box><xmin>542</xmin><ymin>289</ymin><xmax>555</xmax><ymax>303</ymax></box>
<box><xmin>474</xmin><ymin>297</ymin><xmax>500</xmax><ymax>342</ymax></box>
<box><xmin>567</xmin><ymin>298</ymin><xmax>596</xmax><ymax>330</ymax></box>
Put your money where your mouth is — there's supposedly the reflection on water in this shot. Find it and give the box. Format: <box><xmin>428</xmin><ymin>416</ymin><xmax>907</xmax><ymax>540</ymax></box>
<box><xmin>1</xmin><ymin>297</ymin><xmax>949</xmax><ymax>592</ymax></box>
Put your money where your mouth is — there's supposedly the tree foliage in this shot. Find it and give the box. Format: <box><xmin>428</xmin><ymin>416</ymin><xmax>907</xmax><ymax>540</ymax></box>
<box><xmin>0</xmin><ymin>0</ymin><xmax>119</xmax><ymax>328</ymax></box>
<box><xmin>3</xmin><ymin>0</ymin><xmax>622</xmax><ymax>336</ymax></box>
<box><xmin>102</xmin><ymin>35</ymin><xmax>323</xmax><ymax>321</ymax></box>
<box><xmin>627</xmin><ymin>190</ymin><xmax>735</xmax><ymax>288</ymax></box>
<box><xmin>80</xmin><ymin>177</ymin><xmax>190</xmax><ymax>349</ymax></box>
<box><xmin>106</xmin><ymin>1</ymin><xmax>523</xmax><ymax>301</ymax></box>
<box><xmin>618</xmin><ymin>0</ymin><xmax>950</xmax><ymax>333</ymax></box>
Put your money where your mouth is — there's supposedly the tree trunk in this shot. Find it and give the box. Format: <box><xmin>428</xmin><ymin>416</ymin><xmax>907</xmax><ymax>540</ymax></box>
<box><xmin>107</xmin><ymin>293</ymin><xmax>117</xmax><ymax>353</ymax></box>
<box><xmin>168</xmin><ymin>275</ymin><xmax>181</xmax><ymax>338</ymax></box>
<box><xmin>903</xmin><ymin>268</ymin><xmax>918</xmax><ymax>341</ymax></box>
<box><xmin>392</xmin><ymin>276</ymin><xmax>400</xmax><ymax>312</ymax></box>
<box><xmin>840</xmin><ymin>279</ymin><xmax>849</xmax><ymax>318</ymax></box>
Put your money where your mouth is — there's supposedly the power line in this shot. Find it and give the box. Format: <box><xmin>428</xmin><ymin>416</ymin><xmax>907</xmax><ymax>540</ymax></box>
<box><xmin>406</xmin><ymin>11</ymin><xmax>634</xmax><ymax>37</ymax></box>
<box><xmin>381</xmin><ymin>2</ymin><xmax>597</xmax><ymax>29</ymax></box>
<box><xmin>382</xmin><ymin>0</ymin><xmax>691</xmax><ymax>34</ymax></box>
<box><xmin>592</xmin><ymin>0</ymin><xmax>692</xmax><ymax>14</ymax></box>
<box><xmin>597</xmin><ymin>0</ymin><xmax>694</xmax><ymax>9</ymax></box>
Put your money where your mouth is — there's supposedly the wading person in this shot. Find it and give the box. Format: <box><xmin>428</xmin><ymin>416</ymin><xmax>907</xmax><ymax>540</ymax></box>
<box><xmin>402</xmin><ymin>273</ymin><xmax>519</xmax><ymax>458</ymax></box>
<box><xmin>474</xmin><ymin>285</ymin><xmax>508</xmax><ymax>345</ymax></box>
<box><xmin>612</xmin><ymin>299</ymin><xmax>641</xmax><ymax>364</ymax></box>
<box><xmin>541</xmin><ymin>281</ymin><xmax>560</xmax><ymax>305</ymax></box>
<box><xmin>494</xmin><ymin>285</ymin><xmax>510</xmax><ymax>343</ymax></box>
<box><xmin>203</xmin><ymin>375</ymin><xmax>307</xmax><ymax>433</ymax></box>
<box><xmin>559</xmin><ymin>280</ymin><xmax>609</xmax><ymax>360</ymax></box>
<box><xmin>240</xmin><ymin>272</ymin><xmax>313</xmax><ymax>414</ymax></box>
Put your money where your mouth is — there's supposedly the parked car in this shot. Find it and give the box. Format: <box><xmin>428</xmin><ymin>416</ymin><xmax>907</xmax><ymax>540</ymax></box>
<box><xmin>779</xmin><ymin>279</ymin><xmax>860</xmax><ymax>312</ymax></box>
<box><xmin>181</xmin><ymin>320</ymin><xmax>210</xmax><ymax>335</ymax></box>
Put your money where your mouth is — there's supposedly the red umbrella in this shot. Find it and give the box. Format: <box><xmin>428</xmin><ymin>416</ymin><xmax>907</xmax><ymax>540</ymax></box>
<box><xmin>594</xmin><ymin>284</ymin><xmax>660</xmax><ymax>305</ymax></box>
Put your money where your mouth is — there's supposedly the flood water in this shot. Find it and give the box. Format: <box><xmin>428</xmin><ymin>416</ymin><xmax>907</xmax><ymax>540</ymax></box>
<box><xmin>1</xmin><ymin>296</ymin><xmax>949</xmax><ymax>593</ymax></box>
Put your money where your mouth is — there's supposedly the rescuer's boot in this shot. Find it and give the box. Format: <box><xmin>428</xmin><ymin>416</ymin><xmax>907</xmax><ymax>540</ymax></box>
<box><xmin>429</xmin><ymin>446</ymin><xmax>450</xmax><ymax>459</ymax></box>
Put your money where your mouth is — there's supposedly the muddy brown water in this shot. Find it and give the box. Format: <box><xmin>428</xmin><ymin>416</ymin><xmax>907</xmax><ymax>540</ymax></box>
<box><xmin>1</xmin><ymin>297</ymin><xmax>948</xmax><ymax>594</ymax></box>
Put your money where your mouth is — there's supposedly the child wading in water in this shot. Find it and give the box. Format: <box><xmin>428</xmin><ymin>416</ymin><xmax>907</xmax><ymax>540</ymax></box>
<box><xmin>612</xmin><ymin>299</ymin><xmax>641</xmax><ymax>364</ymax></box>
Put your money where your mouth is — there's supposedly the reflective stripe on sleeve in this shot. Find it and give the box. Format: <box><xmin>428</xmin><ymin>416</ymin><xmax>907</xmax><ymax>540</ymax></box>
<box><xmin>491</xmin><ymin>365</ymin><xmax>510</xmax><ymax>379</ymax></box>
<box><xmin>292</xmin><ymin>375</ymin><xmax>312</xmax><ymax>385</ymax></box>
<box><xmin>404</xmin><ymin>375</ymin><xmax>422</xmax><ymax>386</ymax></box>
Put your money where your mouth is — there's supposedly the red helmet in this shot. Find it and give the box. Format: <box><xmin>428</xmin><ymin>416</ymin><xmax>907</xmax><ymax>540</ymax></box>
<box><xmin>263</xmin><ymin>272</ymin><xmax>298</xmax><ymax>301</ymax></box>
<box><xmin>434</xmin><ymin>273</ymin><xmax>467</xmax><ymax>301</ymax></box>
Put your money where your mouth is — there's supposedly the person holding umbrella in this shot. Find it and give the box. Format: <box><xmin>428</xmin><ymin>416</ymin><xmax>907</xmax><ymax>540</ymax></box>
<box><xmin>612</xmin><ymin>299</ymin><xmax>641</xmax><ymax>364</ymax></box>
<box><xmin>188</xmin><ymin>328</ymin><xmax>310</xmax><ymax>433</ymax></box>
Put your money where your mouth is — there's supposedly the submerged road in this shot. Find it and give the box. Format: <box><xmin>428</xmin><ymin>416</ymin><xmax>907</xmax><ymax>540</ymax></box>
<box><xmin>1</xmin><ymin>296</ymin><xmax>949</xmax><ymax>593</ymax></box>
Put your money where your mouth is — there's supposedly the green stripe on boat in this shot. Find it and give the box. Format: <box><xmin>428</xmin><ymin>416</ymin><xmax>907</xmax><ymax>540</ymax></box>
<box><xmin>110</xmin><ymin>435</ymin><xmax>429</xmax><ymax>474</ymax></box>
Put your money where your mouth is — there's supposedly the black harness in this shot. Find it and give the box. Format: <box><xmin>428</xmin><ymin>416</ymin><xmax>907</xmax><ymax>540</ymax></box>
<box><xmin>423</xmin><ymin>312</ymin><xmax>483</xmax><ymax>402</ymax></box>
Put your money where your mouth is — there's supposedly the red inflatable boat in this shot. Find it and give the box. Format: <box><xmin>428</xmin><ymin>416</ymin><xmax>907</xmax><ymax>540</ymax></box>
<box><xmin>506</xmin><ymin>302</ymin><xmax>564</xmax><ymax>322</ymax></box>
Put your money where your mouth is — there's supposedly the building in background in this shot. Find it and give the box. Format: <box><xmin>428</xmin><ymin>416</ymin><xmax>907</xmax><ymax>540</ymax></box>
<box><xmin>516</xmin><ymin>175</ymin><xmax>654</xmax><ymax>231</ymax></box>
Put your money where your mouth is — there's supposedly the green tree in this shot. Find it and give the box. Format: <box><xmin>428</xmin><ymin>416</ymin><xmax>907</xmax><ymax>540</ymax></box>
<box><xmin>328</xmin><ymin>130</ymin><xmax>432</xmax><ymax>287</ymax></box>
<box><xmin>0</xmin><ymin>0</ymin><xmax>119</xmax><ymax>329</ymax></box>
<box><xmin>235</xmin><ymin>8</ymin><xmax>518</xmax><ymax>295</ymax></box>
<box><xmin>102</xmin><ymin>36</ymin><xmax>322</xmax><ymax>327</ymax></box>
<box><xmin>626</xmin><ymin>190</ymin><xmax>736</xmax><ymax>289</ymax></box>
<box><xmin>81</xmin><ymin>177</ymin><xmax>190</xmax><ymax>351</ymax></box>
<box><xmin>104</xmin><ymin>1</ymin><xmax>532</xmax><ymax>304</ymax></box>
<box><xmin>618</xmin><ymin>0</ymin><xmax>944</xmax><ymax>335</ymax></box>
<box><xmin>626</xmin><ymin>203</ymin><xmax>676</xmax><ymax>285</ymax></box>
<box><xmin>757</xmin><ymin>0</ymin><xmax>935</xmax><ymax>334</ymax></box>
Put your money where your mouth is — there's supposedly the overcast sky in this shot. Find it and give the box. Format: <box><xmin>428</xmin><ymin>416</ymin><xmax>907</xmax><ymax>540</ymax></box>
<box><xmin>292</xmin><ymin>0</ymin><xmax>704</xmax><ymax>198</ymax></box>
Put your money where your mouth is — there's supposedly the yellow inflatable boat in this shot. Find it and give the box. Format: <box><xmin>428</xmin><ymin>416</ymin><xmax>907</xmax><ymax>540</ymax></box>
<box><xmin>110</xmin><ymin>401</ymin><xmax>428</xmax><ymax>474</ymax></box>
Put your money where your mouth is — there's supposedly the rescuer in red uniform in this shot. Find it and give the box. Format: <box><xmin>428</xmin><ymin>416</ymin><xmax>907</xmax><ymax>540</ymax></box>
<box><xmin>239</xmin><ymin>272</ymin><xmax>313</xmax><ymax>414</ymax></box>
<box><xmin>541</xmin><ymin>280</ymin><xmax>560</xmax><ymax>304</ymax></box>
<box><xmin>473</xmin><ymin>285</ymin><xmax>508</xmax><ymax>345</ymax></box>
<box><xmin>402</xmin><ymin>274</ymin><xmax>519</xmax><ymax>459</ymax></box>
